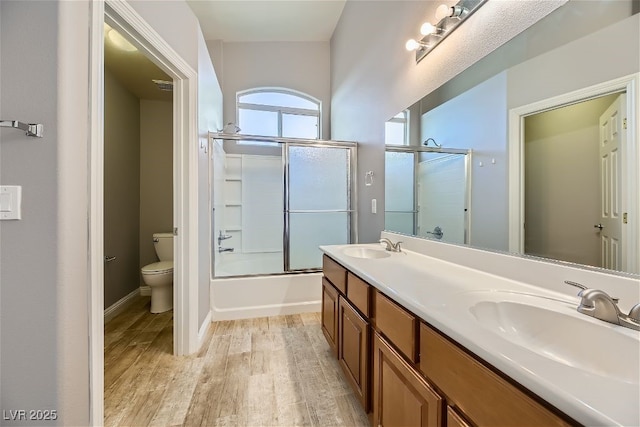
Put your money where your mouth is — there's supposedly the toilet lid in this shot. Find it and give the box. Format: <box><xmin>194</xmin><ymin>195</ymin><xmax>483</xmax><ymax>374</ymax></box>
<box><xmin>142</xmin><ymin>261</ymin><xmax>174</xmax><ymax>274</ymax></box>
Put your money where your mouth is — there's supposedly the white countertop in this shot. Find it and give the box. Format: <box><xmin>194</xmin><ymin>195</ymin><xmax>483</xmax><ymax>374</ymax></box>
<box><xmin>320</xmin><ymin>243</ymin><xmax>640</xmax><ymax>427</ymax></box>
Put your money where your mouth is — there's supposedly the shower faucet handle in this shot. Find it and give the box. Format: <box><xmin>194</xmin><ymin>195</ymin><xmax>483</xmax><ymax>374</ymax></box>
<box><xmin>218</xmin><ymin>230</ymin><xmax>232</xmax><ymax>245</ymax></box>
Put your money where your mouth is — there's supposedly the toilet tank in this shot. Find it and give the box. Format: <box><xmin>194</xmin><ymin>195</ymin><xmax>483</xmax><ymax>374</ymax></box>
<box><xmin>153</xmin><ymin>232</ymin><xmax>174</xmax><ymax>261</ymax></box>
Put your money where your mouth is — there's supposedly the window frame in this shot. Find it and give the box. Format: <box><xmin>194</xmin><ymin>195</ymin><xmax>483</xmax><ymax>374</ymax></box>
<box><xmin>236</xmin><ymin>87</ymin><xmax>322</xmax><ymax>139</ymax></box>
<box><xmin>385</xmin><ymin>110</ymin><xmax>409</xmax><ymax>146</ymax></box>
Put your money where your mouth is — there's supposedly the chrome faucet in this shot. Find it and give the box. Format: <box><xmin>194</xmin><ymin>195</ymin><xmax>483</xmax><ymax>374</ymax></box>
<box><xmin>218</xmin><ymin>230</ymin><xmax>232</xmax><ymax>245</ymax></box>
<box><xmin>379</xmin><ymin>238</ymin><xmax>402</xmax><ymax>253</ymax></box>
<box><xmin>565</xmin><ymin>280</ymin><xmax>640</xmax><ymax>331</ymax></box>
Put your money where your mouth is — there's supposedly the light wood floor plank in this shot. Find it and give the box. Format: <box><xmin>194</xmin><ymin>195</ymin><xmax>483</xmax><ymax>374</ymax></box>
<box><xmin>104</xmin><ymin>296</ymin><xmax>368</xmax><ymax>427</ymax></box>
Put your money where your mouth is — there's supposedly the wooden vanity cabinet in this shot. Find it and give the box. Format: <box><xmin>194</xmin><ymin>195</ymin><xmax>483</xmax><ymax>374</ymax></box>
<box><xmin>419</xmin><ymin>323</ymin><xmax>575</xmax><ymax>427</ymax></box>
<box><xmin>321</xmin><ymin>277</ymin><xmax>339</xmax><ymax>356</ymax></box>
<box><xmin>338</xmin><ymin>296</ymin><xmax>370</xmax><ymax>411</ymax></box>
<box><xmin>372</xmin><ymin>331</ymin><xmax>443</xmax><ymax>427</ymax></box>
<box><xmin>321</xmin><ymin>254</ymin><xmax>577</xmax><ymax>427</ymax></box>
<box><xmin>446</xmin><ymin>406</ymin><xmax>472</xmax><ymax>427</ymax></box>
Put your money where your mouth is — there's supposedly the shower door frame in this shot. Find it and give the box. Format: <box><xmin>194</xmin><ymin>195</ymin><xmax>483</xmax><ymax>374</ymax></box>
<box><xmin>384</xmin><ymin>145</ymin><xmax>472</xmax><ymax>243</ymax></box>
<box><xmin>210</xmin><ymin>133</ymin><xmax>358</xmax><ymax>277</ymax></box>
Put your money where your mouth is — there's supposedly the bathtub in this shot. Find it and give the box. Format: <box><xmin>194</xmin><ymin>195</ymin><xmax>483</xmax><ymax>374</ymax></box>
<box><xmin>215</xmin><ymin>252</ymin><xmax>283</xmax><ymax>277</ymax></box>
<box><xmin>210</xmin><ymin>272</ymin><xmax>322</xmax><ymax>320</ymax></box>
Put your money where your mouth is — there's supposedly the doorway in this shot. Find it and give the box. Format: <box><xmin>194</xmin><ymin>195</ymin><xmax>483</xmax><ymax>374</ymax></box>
<box><xmin>523</xmin><ymin>93</ymin><xmax>622</xmax><ymax>267</ymax></box>
<box><xmin>89</xmin><ymin>1</ymin><xmax>200</xmax><ymax>424</ymax></box>
<box><xmin>509</xmin><ymin>74</ymin><xmax>639</xmax><ymax>275</ymax></box>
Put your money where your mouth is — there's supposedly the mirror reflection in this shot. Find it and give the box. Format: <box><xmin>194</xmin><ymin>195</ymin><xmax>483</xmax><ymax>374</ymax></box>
<box><xmin>384</xmin><ymin>1</ymin><xmax>639</xmax><ymax>275</ymax></box>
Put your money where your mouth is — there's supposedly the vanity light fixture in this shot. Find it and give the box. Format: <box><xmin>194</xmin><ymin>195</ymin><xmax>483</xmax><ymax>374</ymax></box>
<box><xmin>408</xmin><ymin>0</ymin><xmax>488</xmax><ymax>64</ymax></box>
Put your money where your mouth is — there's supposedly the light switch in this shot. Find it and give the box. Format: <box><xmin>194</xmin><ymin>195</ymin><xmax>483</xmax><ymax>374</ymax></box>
<box><xmin>371</xmin><ymin>198</ymin><xmax>377</xmax><ymax>214</ymax></box>
<box><xmin>0</xmin><ymin>186</ymin><xmax>22</xmax><ymax>220</ymax></box>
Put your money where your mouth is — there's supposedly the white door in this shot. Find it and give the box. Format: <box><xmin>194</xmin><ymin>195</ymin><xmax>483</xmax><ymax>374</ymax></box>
<box><xmin>598</xmin><ymin>94</ymin><xmax>626</xmax><ymax>270</ymax></box>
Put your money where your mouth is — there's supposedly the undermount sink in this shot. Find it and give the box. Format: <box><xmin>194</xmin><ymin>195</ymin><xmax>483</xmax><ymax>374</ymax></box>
<box><xmin>342</xmin><ymin>246</ymin><xmax>391</xmax><ymax>259</ymax></box>
<box><xmin>462</xmin><ymin>291</ymin><xmax>639</xmax><ymax>384</ymax></box>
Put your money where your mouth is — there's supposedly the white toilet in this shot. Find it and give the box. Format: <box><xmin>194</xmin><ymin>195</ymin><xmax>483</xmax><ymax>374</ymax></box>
<box><xmin>141</xmin><ymin>232</ymin><xmax>174</xmax><ymax>313</ymax></box>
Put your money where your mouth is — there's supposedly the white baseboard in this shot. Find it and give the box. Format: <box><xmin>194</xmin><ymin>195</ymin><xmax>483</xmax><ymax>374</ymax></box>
<box><xmin>104</xmin><ymin>288</ymin><xmax>140</xmax><ymax>323</ymax></box>
<box><xmin>197</xmin><ymin>310</ymin><xmax>213</xmax><ymax>349</ymax></box>
<box><xmin>139</xmin><ymin>285</ymin><xmax>151</xmax><ymax>296</ymax></box>
<box><xmin>211</xmin><ymin>301</ymin><xmax>321</xmax><ymax>321</ymax></box>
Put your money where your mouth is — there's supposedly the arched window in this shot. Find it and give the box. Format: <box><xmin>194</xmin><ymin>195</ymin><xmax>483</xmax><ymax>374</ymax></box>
<box><xmin>237</xmin><ymin>88</ymin><xmax>321</xmax><ymax>139</ymax></box>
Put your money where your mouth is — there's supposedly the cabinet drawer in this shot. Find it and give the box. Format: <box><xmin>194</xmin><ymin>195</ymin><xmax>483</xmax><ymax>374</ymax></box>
<box><xmin>347</xmin><ymin>272</ymin><xmax>370</xmax><ymax>318</ymax></box>
<box><xmin>419</xmin><ymin>323</ymin><xmax>574</xmax><ymax>427</ymax></box>
<box><xmin>447</xmin><ymin>406</ymin><xmax>472</xmax><ymax>427</ymax></box>
<box><xmin>374</xmin><ymin>291</ymin><xmax>417</xmax><ymax>363</ymax></box>
<box><xmin>323</xmin><ymin>255</ymin><xmax>346</xmax><ymax>294</ymax></box>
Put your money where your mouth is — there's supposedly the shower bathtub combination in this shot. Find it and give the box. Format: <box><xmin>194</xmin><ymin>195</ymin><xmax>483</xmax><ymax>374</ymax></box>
<box><xmin>209</xmin><ymin>133</ymin><xmax>357</xmax><ymax>320</ymax></box>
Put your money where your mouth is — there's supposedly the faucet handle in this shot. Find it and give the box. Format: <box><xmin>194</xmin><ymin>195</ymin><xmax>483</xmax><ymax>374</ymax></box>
<box><xmin>629</xmin><ymin>303</ymin><xmax>640</xmax><ymax>322</ymax></box>
<box><xmin>564</xmin><ymin>280</ymin><xmax>618</xmax><ymax>303</ymax></box>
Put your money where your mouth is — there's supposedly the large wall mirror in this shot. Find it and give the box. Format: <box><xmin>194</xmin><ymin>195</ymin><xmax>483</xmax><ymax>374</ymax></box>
<box><xmin>385</xmin><ymin>1</ymin><xmax>640</xmax><ymax>276</ymax></box>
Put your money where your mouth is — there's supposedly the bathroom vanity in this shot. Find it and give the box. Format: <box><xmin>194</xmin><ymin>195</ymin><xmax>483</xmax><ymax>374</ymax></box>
<box><xmin>320</xmin><ymin>232</ymin><xmax>640</xmax><ymax>427</ymax></box>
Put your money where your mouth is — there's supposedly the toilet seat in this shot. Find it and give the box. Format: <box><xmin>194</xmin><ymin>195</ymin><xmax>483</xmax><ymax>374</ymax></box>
<box><xmin>141</xmin><ymin>261</ymin><xmax>173</xmax><ymax>275</ymax></box>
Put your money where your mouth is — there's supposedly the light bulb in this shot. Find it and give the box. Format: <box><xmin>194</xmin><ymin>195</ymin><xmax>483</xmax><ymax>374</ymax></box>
<box><xmin>435</xmin><ymin>4</ymin><xmax>452</xmax><ymax>21</ymax></box>
<box><xmin>405</xmin><ymin>39</ymin><xmax>420</xmax><ymax>51</ymax></box>
<box><xmin>420</xmin><ymin>22</ymin><xmax>437</xmax><ymax>36</ymax></box>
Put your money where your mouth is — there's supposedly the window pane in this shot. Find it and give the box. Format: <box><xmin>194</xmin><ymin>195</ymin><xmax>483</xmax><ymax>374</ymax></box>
<box><xmin>282</xmin><ymin>113</ymin><xmax>319</xmax><ymax>139</ymax></box>
<box><xmin>385</xmin><ymin>121</ymin><xmax>406</xmax><ymax>145</ymax></box>
<box><xmin>239</xmin><ymin>91</ymin><xmax>318</xmax><ymax>110</ymax></box>
<box><xmin>238</xmin><ymin>108</ymin><xmax>278</xmax><ymax>136</ymax></box>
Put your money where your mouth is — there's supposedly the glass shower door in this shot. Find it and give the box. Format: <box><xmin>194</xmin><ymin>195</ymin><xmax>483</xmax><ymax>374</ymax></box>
<box><xmin>384</xmin><ymin>150</ymin><xmax>416</xmax><ymax>234</ymax></box>
<box><xmin>286</xmin><ymin>144</ymin><xmax>352</xmax><ymax>270</ymax></box>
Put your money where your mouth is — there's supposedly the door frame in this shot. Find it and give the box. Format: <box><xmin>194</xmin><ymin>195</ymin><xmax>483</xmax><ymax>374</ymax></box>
<box><xmin>508</xmin><ymin>73</ymin><xmax>639</xmax><ymax>274</ymax></box>
<box><xmin>88</xmin><ymin>0</ymin><xmax>200</xmax><ymax>424</ymax></box>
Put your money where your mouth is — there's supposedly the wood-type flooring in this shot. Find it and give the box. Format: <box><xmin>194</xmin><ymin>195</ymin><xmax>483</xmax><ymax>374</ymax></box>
<box><xmin>104</xmin><ymin>297</ymin><xmax>369</xmax><ymax>426</ymax></box>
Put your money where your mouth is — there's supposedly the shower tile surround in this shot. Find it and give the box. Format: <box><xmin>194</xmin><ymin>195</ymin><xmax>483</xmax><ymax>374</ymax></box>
<box><xmin>320</xmin><ymin>231</ymin><xmax>639</xmax><ymax>426</ymax></box>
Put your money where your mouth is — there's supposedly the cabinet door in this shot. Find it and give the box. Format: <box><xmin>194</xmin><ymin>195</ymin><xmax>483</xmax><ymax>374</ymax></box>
<box><xmin>372</xmin><ymin>332</ymin><xmax>442</xmax><ymax>427</ymax></box>
<box><xmin>447</xmin><ymin>406</ymin><xmax>472</xmax><ymax>427</ymax></box>
<box><xmin>321</xmin><ymin>278</ymin><xmax>339</xmax><ymax>356</ymax></box>
<box><xmin>338</xmin><ymin>296</ymin><xmax>370</xmax><ymax>411</ymax></box>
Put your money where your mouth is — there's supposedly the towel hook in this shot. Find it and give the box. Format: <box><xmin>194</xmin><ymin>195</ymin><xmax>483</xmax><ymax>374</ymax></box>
<box><xmin>0</xmin><ymin>120</ymin><xmax>43</xmax><ymax>138</ymax></box>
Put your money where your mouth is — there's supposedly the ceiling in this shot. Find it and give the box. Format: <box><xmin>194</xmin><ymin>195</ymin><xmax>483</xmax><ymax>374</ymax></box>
<box><xmin>104</xmin><ymin>25</ymin><xmax>173</xmax><ymax>102</ymax></box>
<box><xmin>104</xmin><ymin>1</ymin><xmax>347</xmax><ymax>101</ymax></box>
<box><xmin>186</xmin><ymin>0</ymin><xmax>347</xmax><ymax>42</ymax></box>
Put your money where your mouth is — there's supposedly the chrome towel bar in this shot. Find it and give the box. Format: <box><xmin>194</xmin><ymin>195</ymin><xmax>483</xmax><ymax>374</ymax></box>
<box><xmin>0</xmin><ymin>120</ymin><xmax>43</xmax><ymax>138</ymax></box>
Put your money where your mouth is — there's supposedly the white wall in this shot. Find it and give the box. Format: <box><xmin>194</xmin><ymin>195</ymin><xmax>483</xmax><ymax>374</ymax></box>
<box><xmin>197</xmin><ymin>29</ymin><xmax>223</xmax><ymax>326</ymax></box>
<box><xmin>214</xmin><ymin>41</ymin><xmax>331</xmax><ymax>137</ymax></box>
<box><xmin>330</xmin><ymin>0</ymin><xmax>566</xmax><ymax>243</ymax></box>
<box><xmin>0</xmin><ymin>0</ymin><xmax>219</xmax><ymax>423</ymax></box>
<box><xmin>421</xmin><ymin>73</ymin><xmax>508</xmax><ymax>251</ymax></box>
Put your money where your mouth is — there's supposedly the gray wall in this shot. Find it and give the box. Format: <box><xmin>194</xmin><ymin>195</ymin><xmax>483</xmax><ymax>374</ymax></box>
<box><xmin>104</xmin><ymin>68</ymin><xmax>141</xmax><ymax>309</ymax></box>
<box><xmin>420</xmin><ymin>73</ymin><xmax>508</xmax><ymax>251</ymax></box>
<box><xmin>329</xmin><ymin>0</ymin><xmax>565</xmax><ymax>243</ymax></box>
<box><xmin>1</xmin><ymin>2</ymin><xmax>60</xmax><ymax>423</ymax></box>
<box><xmin>213</xmin><ymin>41</ymin><xmax>331</xmax><ymax>137</ymax></box>
<box><xmin>139</xmin><ymin>100</ymin><xmax>173</xmax><ymax>276</ymax></box>
<box><xmin>0</xmin><ymin>0</ymin><xmax>220</xmax><ymax>423</ymax></box>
